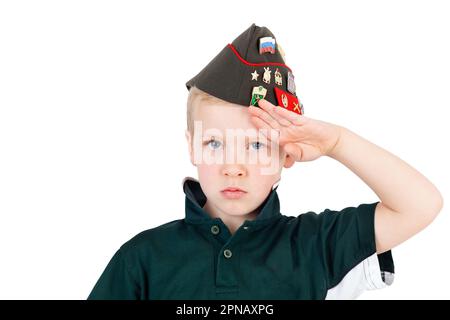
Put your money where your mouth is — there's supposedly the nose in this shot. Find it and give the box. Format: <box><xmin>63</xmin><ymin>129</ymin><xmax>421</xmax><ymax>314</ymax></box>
<box><xmin>221</xmin><ymin>164</ymin><xmax>247</xmax><ymax>177</ymax></box>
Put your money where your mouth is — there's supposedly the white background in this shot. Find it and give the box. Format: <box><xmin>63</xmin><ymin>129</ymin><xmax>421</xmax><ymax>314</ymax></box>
<box><xmin>0</xmin><ymin>0</ymin><xmax>449</xmax><ymax>299</ymax></box>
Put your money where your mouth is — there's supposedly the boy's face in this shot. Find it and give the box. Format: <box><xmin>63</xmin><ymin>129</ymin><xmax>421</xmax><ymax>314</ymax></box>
<box><xmin>185</xmin><ymin>100</ymin><xmax>294</xmax><ymax>218</ymax></box>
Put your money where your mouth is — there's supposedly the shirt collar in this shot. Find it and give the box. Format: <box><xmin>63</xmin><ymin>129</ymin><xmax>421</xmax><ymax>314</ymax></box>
<box><xmin>182</xmin><ymin>177</ymin><xmax>281</xmax><ymax>226</ymax></box>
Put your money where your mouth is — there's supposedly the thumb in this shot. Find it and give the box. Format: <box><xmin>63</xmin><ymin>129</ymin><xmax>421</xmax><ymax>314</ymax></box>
<box><xmin>284</xmin><ymin>143</ymin><xmax>303</xmax><ymax>161</ymax></box>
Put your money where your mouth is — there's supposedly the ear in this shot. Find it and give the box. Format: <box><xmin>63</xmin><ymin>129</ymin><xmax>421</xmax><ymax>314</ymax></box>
<box><xmin>283</xmin><ymin>152</ymin><xmax>295</xmax><ymax>169</ymax></box>
<box><xmin>185</xmin><ymin>129</ymin><xmax>195</xmax><ymax>166</ymax></box>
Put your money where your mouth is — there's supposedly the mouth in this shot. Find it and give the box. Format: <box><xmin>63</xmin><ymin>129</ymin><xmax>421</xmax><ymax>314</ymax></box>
<box><xmin>220</xmin><ymin>187</ymin><xmax>247</xmax><ymax>199</ymax></box>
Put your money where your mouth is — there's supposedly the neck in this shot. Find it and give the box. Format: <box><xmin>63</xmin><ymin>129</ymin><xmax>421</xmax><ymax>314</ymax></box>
<box><xmin>203</xmin><ymin>200</ymin><xmax>258</xmax><ymax>235</ymax></box>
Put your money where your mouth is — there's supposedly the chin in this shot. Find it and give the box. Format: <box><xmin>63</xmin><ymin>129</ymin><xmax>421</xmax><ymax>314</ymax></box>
<box><xmin>219</xmin><ymin>203</ymin><xmax>252</xmax><ymax>216</ymax></box>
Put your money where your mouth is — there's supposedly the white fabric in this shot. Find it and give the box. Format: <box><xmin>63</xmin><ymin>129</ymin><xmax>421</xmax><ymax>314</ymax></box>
<box><xmin>325</xmin><ymin>252</ymin><xmax>393</xmax><ymax>299</ymax></box>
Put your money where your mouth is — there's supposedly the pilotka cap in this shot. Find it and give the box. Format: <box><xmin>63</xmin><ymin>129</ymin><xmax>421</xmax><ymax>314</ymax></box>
<box><xmin>186</xmin><ymin>23</ymin><xmax>304</xmax><ymax>115</ymax></box>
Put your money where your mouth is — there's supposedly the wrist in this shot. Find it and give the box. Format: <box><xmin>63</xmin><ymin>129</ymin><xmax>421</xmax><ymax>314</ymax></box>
<box><xmin>326</xmin><ymin>125</ymin><xmax>349</xmax><ymax>159</ymax></box>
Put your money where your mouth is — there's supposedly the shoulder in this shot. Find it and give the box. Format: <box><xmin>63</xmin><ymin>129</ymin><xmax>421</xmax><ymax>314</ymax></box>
<box><xmin>118</xmin><ymin>219</ymin><xmax>187</xmax><ymax>258</ymax></box>
<box><xmin>279</xmin><ymin>202</ymin><xmax>379</xmax><ymax>239</ymax></box>
<box><xmin>282</xmin><ymin>202</ymin><xmax>379</xmax><ymax>226</ymax></box>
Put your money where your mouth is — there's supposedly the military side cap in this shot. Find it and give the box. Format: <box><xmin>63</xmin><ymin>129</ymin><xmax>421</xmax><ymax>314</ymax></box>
<box><xmin>185</xmin><ymin>23</ymin><xmax>304</xmax><ymax>115</ymax></box>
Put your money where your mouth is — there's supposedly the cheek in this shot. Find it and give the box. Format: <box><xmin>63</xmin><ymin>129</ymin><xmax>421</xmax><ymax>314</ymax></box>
<box><xmin>197</xmin><ymin>165</ymin><xmax>219</xmax><ymax>182</ymax></box>
<box><xmin>248</xmin><ymin>151</ymin><xmax>284</xmax><ymax>176</ymax></box>
<box><xmin>246</xmin><ymin>166</ymin><xmax>280</xmax><ymax>187</ymax></box>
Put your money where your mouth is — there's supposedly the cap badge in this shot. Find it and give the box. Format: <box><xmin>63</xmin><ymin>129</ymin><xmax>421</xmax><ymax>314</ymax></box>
<box><xmin>259</xmin><ymin>36</ymin><xmax>276</xmax><ymax>54</ymax></box>
<box><xmin>281</xmin><ymin>94</ymin><xmax>288</xmax><ymax>108</ymax></box>
<box><xmin>274</xmin><ymin>87</ymin><xmax>302</xmax><ymax>115</ymax></box>
<box><xmin>293</xmin><ymin>102</ymin><xmax>304</xmax><ymax>114</ymax></box>
<box><xmin>251</xmin><ymin>70</ymin><xmax>260</xmax><ymax>81</ymax></box>
<box><xmin>287</xmin><ymin>71</ymin><xmax>296</xmax><ymax>94</ymax></box>
<box><xmin>263</xmin><ymin>67</ymin><xmax>271</xmax><ymax>84</ymax></box>
<box><xmin>250</xmin><ymin>86</ymin><xmax>267</xmax><ymax>106</ymax></box>
<box><xmin>274</xmin><ymin>68</ymin><xmax>282</xmax><ymax>86</ymax></box>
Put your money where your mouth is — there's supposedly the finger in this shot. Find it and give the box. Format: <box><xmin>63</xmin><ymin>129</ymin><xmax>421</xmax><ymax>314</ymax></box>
<box><xmin>273</xmin><ymin>105</ymin><xmax>307</xmax><ymax>126</ymax></box>
<box><xmin>250</xmin><ymin>116</ymin><xmax>280</xmax><ymax>142</ymax></box>
<box><xmin>248</xmin><ymin>104</ymin><xmax>281</xmax><ymax>130</ymax></box>
<box><xmin>257</xmin><ymin>99</ymin><xmax>292</xmax><ymax>127</ymax></box>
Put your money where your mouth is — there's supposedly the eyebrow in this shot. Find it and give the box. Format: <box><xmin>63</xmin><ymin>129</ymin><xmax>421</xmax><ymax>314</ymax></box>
<box><xmin>201</xmin><ymin>135</ymin><xmax>267</xmax><ymax>142</ymax></box>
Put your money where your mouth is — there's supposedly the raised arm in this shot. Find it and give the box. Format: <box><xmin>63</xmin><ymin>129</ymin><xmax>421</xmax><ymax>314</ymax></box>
<box><xmin>327</xmin><ymin>127</ymin><xmax>443</xmax><ymax>253</ymax></box>
<box><xmin>248</xmin><ymin>99</ymin><xmax>443</xmax><ymax>254</ymax></box>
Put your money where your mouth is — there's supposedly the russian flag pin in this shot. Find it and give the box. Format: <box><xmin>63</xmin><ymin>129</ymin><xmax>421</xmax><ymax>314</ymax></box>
<box><xmin>259</xmin><ymin>36</ymin><xmax>276</xmax><ymax>54</ymax></box>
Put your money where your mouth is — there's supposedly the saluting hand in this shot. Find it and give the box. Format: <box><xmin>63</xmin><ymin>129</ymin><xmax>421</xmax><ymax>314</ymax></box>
<box><xmin>248</xmin><ymin>99</ymin><xmax>342</xmax><ymax>163</ymax></box>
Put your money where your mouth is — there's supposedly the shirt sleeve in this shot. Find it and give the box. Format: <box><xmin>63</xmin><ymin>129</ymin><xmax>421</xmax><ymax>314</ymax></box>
<box><xmin>316</xmin><ymin>201</ymin><xmax>395</xmax><ymax>298</ymax></box>
<box><xmin>87</xmin><ymin>248</ymin><xmax>140</xmax><ymax>300</ymax></box>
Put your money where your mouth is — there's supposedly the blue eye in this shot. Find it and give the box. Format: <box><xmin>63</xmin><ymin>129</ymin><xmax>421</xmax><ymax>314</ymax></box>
<box><xmin>250</xmin><ymin>141</ymin><xmax>264</xmax><ymax>150</ymax></box>
<box><xmin>207</xmin><ymin>139</ymin><xmax>222</xmax><ymax>150</ymax></box>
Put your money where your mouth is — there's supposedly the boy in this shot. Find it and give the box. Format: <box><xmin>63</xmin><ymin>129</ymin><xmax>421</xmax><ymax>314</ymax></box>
<box><xmin>88</xmin><ymin>24</ymin><xmax>443</xmax><ymax>299</ymax></box>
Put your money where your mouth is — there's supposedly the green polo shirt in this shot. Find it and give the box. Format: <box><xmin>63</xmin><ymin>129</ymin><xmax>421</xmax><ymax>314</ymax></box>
<box><xmin>88</xmin><ymin>177</ymin><xmax>394</xmax><ymax>300</ymax></box>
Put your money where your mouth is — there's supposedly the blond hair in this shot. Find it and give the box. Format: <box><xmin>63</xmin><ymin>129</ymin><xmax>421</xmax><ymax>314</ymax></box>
<box><xmin>186</xmin><ymin>86</ymin><xmax>228</xmax><ymax>134</ymax></box>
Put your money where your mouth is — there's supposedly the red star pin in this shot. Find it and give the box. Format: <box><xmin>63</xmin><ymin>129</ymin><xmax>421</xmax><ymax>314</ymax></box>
<box><xmin>274</xmin><ymin>87</ymin><xmax>303</xmax><ymax>115</ymax></box>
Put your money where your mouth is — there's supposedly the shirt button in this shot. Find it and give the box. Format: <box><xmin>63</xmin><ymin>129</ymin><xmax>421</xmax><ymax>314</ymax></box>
<box><xmin>211</xmin><ymin>225</ymin><xmax>220</xmax><ymax>235</ymax></box>
<box><xmin>223</xmin><ymin>249</ymin><xmax>233</xmax><ymax>259</ymax></box>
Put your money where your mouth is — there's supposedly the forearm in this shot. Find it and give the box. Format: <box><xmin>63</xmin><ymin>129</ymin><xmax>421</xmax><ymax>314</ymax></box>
<box><xmin>328</xmin><ymin>126</ymin><xmax>443</xmax><ymax>215</ymax></box>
